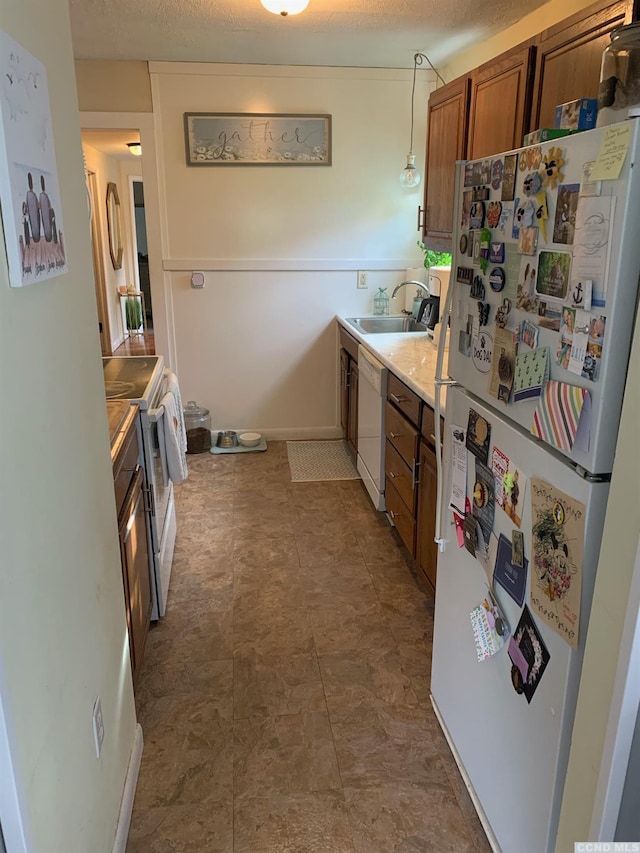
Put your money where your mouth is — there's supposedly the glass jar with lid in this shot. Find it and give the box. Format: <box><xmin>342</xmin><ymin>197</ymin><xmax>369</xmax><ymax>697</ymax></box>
<box><xmin>597</xmin><ymin>22</ymin><xmax>640</xmax><ymax>126</ymax></box>
<box><xmin>183</xmin><ymin>400</ymin><xmax>211</xmax><ymax>454</ymax></box>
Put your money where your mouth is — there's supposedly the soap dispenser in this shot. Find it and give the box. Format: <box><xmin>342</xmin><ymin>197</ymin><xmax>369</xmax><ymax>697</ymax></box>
<box><xmin>373</xmin><ymin>287</ymin><xmax>390</xmax><ymax>316</ymax></box>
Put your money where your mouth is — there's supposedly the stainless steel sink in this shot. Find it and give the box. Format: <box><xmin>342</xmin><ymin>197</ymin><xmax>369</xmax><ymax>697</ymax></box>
<box><xmin>345</xmin><ymin>316</ymin><xmax>428</xmax><ymax>334</ymax></box>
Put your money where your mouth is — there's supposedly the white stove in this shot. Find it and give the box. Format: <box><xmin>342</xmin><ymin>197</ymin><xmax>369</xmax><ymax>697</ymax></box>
<box><xmin>103</xmin><ymin>354</ymin><xmax>177</xmax><ymax>619</ymax></box>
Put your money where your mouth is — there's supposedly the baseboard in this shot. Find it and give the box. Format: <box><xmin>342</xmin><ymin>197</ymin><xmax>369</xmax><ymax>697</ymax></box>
<box><xmin>430</xmin><ymin>695</ymin><xmax>500</xmax><ymax>853</ymax></box>
<box><xmin>112</xmin><ymin>724</ymin><xmax>144</xmax><ymax>853</ymax></box>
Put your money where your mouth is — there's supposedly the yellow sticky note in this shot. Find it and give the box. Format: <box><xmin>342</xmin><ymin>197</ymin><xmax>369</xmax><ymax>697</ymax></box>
<box><xmin>590</xmin><ymin>124</ymin><xmax>632</xmax><ymax>181</ymax></box>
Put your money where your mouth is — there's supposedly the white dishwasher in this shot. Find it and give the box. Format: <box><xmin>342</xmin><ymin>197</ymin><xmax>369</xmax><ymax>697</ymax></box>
<box><xmin>356</xmin><ymin>345</ymin><xmax>387</xmax><ymax>511</ymax></box>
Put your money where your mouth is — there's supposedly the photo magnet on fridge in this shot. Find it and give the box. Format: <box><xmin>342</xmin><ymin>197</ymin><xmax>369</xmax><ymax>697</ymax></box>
<box><xmin>494</xmin><ymin>533</ymin><xmax>528</xmax><ymax>607</ymax></box>
<box><xmin>465</xmin><ymin>408</ymin><xmax>491</xmax><ymax>465</ymax></box>
<box><xmin>501</xmin><ymin>154</ymin><xmax>518</xmax><ymax>201</ymax></box>
<box><xmin>509</xmin><ymin>605</ymin><xmax>550</xmax><ymax>703</ymax></box>
<box><xmin>553</xmin><ymin>184</ymin><xmax>580</xmax><ymax>244</ymax></box>
<box><xmin>536</xmin><ymin>251</ymin><xmax>571</xmax><ymax>301</ymax></box>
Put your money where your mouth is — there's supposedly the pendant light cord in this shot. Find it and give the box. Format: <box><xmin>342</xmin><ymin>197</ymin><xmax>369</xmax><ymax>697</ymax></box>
<box><xmin>409</xmin><ymin>52</ymin><xmax>446</xmax><ymax>155</ymax></box>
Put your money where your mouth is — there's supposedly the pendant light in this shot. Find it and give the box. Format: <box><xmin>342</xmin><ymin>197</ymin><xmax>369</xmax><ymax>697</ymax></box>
<box><xmin>399</xmin><ymin>53</ymin><xmax>446</xmax><ymax>189</ymax></box>
<box><xmin>260</xmin><ymin>0</ymin><xmax>309</xmax><ymax>16</ymax></box>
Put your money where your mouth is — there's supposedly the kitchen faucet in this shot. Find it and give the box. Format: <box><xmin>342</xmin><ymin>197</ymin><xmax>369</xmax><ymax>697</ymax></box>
<box><xmin>391</xmin><ymin>280</ymin><xmax>430</xmax><ymax>299</ymax></box>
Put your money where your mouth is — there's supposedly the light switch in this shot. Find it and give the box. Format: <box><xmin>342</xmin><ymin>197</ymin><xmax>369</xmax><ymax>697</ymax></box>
<box><xmin>191</xmin><ymin>272</ymin><xmax>205</xmax><ymax>289</ymax></box>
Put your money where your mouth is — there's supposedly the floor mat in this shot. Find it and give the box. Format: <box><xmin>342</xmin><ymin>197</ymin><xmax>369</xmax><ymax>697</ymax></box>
<box><xmin>286</xmin><ymin>440</ymin><xmax>360</xmax><ymax>482</ymax></box>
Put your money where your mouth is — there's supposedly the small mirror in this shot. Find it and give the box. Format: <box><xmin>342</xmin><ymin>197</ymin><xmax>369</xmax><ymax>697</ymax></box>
<box><xmin>106</xmin><ymin>182</ymin><xmax>123</xmax><ymax>270</ymax></box>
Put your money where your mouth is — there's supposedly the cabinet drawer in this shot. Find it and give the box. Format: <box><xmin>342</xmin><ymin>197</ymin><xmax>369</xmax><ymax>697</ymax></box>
<box><xmin>387</xmin><ymin>373</ymin><xmax>421</xmax><ymax>428</ymax></box>
<box><xmin>386</xmin><ymin>479</ymin><xmax>416</xmax><ymax>557</ymax></box>
<box><xmin>385</xmin><ymin>440</ymin><xmax>415</xmax><ymax>515</ymax></box>
<box><xmin>339</xmin><ymin>325</ymin><xmax>359</xmax><ymax>362</ymax></box>
<box><xmin>385</xmin><ymin>401</ymin><xmax>419</xmax><ymax>469</ymax></box>
<box><xmin>114</xmin><ymin>424</ymin><xmax>139</xmax><ymax>515</ymax></box>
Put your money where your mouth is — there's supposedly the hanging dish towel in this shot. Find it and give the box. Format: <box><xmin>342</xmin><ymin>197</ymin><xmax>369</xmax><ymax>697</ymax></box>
<box><xmin>166</xmin><ymin>371</ymin><xmax>187</xmax><ymax>455</ymax></box>
<box><xmin>531</xmin><ymin>380</ymin><xmax>591</xmax><ymax>452</ymax></box>
<box><xmin>161</xmin><ymin>384</ymin><xmax>188</xmax><ymax>484</ymax></box>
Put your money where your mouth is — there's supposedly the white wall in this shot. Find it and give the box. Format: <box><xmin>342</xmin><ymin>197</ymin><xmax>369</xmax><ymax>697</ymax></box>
<box><xmin>0</xmin><ymin>2</ymin><xmax>137</xmax><ymax>851</ymax></box>
<box><xmin>83</xmin><ymin>142</ymin><xmax>128</xmax><ymax>350</ymax></box>
<box><xmin>150</xmin><ymin>62</ymin><xmax>432</xmax><ymax>435</ymax></box>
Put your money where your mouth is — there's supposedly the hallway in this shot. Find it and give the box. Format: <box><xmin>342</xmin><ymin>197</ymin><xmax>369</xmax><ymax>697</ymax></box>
<box><xmin>126</xmin><ymin>443</ymin><xmax>490</xmax><ymax>852</ymax></box>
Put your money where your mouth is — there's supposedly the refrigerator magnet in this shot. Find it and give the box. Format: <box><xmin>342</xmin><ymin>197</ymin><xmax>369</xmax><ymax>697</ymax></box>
<box><xmin>494</xmin><ymin>532</ymin><xmax>528</xmax><ymax>607</ymax></box>
<box><xmin>512</xmin><ymin>530</ymin><xmax>525</xmax><ymax>568</ymax></box>
<box><xmin>509</xmin><ymin>605</ymin><xmax>551</xmax><ymax>703</ymax></box>
<box><xmin>536</xmin><ymin>251</ymin><xmax>571</xmax><ymax>301</ymax></box>
<box><xmin>523</xmin><ymin>171</ymin><xmax>542</xmax><ymax>196</ymax></box>
<box><xmin>471</xmin><ymin>330</ymin><xmax>492</xmax><ymax>374</ymax></box>
<box><xmin>459</xmin><ymin>233</ymin><xmax>469</xmax><ymax>255</ymax></box>
<box><xmin>456</xmin><ymin>265</ymin><xmax>473</xmax><ymax>285</ymax></box>
<box><xmin>518</xmin><ymin>226</ymin><xmax>538</xmax><ymax>256</ymax></box>
<box><xmin>502</xmin><ymin>154</ymin><xmax>518</xmax><ymax>201</ymax></box>
<box><xmin>470</xmin><ymin>201</ymin><xmax>485</xmax><ymax>230</ymax></box>
<box><xmin>465</xmin><ymin>409</ymin><xmax>491</xmax><ymax>464</ymax></box>
<box><xmin>541</xmin><ymin>146</ymin><xmax>566</xmax><ymax>190</ymax></box>
<box><xmin>472</xmin><ymin>460</ymin><xmax>495</xmax><ymax>546</ymax></box>
<box><xmin>491</xmin><ymin>159</ymin><xmax>504</xmax><ymax>190</ymax></box>
<box><xmin>489</xmin><ymin>267</ymin><xmax>505</xmax><ymax>292</ymax></box>
<box><xmin>487</xmin><ymin>201</ymin><xmax>502</xmax><ymax>228</ymax></box>
<box><xmin>489</xmin><ymin>242</ymin><xmax>505</xmax><ymax>264</ymax></box>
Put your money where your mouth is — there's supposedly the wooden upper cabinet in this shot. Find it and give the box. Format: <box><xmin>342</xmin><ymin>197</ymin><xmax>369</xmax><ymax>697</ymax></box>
<box><xmin>468</xmin><ymin>44</ymin><xmax>536</xmax><ymax>159</ymax></box>
<box><xmin>530</xmin><ymin>0</ymin><xmax>632</xmax><ymax>131</ymax></box>
<box><xmin>422</xmin><ymin>76</ymin><xmax>470</xmax><ymax>248</ymax></box>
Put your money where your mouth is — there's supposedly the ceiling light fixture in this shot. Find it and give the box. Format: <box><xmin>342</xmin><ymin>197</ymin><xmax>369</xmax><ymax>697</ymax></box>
<box><xmin>399</xmin><ymin>52</ymin><xmax>446</xmax><ymax>189</ymax></box>
<box><xmin>260</xmin><ymin>0</ymin><xmax>309</xmax><ymax>16</ymax></box>
<box><xmin>127</xmin><ymin>142</ymin><xmax>142</xmax><ymax>156</ymax></box>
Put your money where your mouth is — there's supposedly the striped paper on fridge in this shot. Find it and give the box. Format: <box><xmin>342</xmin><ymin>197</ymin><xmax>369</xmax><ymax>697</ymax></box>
<box><xmin>531</xmin><ymin>380</ymin><xmax>591</xmax><ymax>452</ymax></box>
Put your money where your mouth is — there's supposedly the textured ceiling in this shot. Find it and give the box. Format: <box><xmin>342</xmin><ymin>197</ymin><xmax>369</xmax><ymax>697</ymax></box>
<box><xmin>69</xmin><ymin>0</ymin><xmax>550</xmax><ymax>70</ymax></box>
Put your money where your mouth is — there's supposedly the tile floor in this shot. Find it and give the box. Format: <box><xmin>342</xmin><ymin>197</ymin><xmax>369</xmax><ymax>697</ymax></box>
<box><xmin>126</xmin><ymin>442</ymin><xmax>491</xmax><ymax>852</ymax></box>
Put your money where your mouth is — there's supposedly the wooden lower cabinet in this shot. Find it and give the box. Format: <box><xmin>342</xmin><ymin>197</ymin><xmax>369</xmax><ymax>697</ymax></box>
<box><xmin>347</xmin><ymin>361</ymin><xmax>358</xmax><ymax>456</ymax></box>
<box><xmin>339</xmin><ymin>325</ymin><xmax>359</xmax><ymax>456</ymax></box>
<box><xmin>416</xmin><ymin>439</ymin><xmax>438</xmax><ymax>594</ymax></box>
<box><xmin>386</xmin><ymin>478</ymin><xmax>416</xmax><ymax>556</ymax></box>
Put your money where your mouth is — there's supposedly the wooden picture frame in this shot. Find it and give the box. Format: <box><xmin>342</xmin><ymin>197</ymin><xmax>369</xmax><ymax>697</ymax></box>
<box><xmin>105</xmin><ymin>182</ymin><xmax>123</xmax><ymax>270</ymax></box>
<box><xmin>183</xmin><ymin>113</ymin><xmax>331</xmax><ymax>166</ymax></box>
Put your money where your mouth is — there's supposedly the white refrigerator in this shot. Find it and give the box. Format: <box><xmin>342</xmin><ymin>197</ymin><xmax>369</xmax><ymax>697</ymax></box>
<box><xmin>431</xmin><ymin>122</ymin><xmax>640</xmax><ymax>852</ymax></box>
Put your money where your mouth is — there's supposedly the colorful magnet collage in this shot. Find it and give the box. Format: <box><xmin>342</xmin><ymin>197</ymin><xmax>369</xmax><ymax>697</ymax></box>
<box><xmin>453</xmin><ymin>137</ymin><xmax>612</xmax><ymax>430</ymax></box>
<box><xmin>454</xmin><ymin>402</ymin><xmax>562</xmax><ymax>701</ymax></box>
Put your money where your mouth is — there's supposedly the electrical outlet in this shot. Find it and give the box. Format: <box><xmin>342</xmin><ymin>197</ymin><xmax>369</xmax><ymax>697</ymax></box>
<box><xmin>357</xmin><ymin>271</ymin><xmax>368</xmax><ymax>289</ymax></box>
<box><xmin>92</xmin><ymin>696</ymin><xmax>104</xmax><ymax>758</ymax></box>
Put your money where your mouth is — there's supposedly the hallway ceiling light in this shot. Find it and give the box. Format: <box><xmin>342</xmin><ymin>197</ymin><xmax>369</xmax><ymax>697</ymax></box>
<box><xmin>399</xmin><ymin>52</ymin><xmax>446</xmax><ymax>189</ymax></box>
<box><xmin>260</xmin><ymin>0</ymin><xmax>309</xmax><ymax>16</ymax></box>
<box><xmin>127</xmin><ymin>142</ymin><xmax>142</xmax><ymax>156</ymax></box>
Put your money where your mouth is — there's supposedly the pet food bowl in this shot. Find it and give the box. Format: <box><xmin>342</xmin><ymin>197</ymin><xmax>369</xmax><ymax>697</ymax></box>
<box><xmin>238</xmin><ymin>432</ymin><xmax>261</xmax><ymax>447</ymax></box>
<box><xmin>216</xmin><ymin>430</ymin><xmax>238</xmax><ymax>448</ymax></box>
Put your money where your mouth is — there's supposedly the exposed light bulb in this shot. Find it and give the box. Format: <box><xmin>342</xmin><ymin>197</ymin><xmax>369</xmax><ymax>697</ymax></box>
<box><xmin>260</xmin><ymin>0</ymin><xmax>309</xmax><ymax>15</ymax></box>
<box><xmin>400</xmin><ymin>153</ymin><xmax>421</xmax><ymax>188</ymax></box>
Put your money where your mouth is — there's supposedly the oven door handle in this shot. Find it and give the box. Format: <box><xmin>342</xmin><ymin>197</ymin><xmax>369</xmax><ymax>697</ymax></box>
<box><xmin>148</xmin><ymin>405</ymin><xmax>170</xmax><ymax>487</ymax></box>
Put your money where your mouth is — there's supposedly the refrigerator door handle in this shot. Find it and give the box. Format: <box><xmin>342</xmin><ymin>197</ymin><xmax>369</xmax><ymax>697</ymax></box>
<box><xmin>433</xmin><ymin>159</ymin><xmax>465</xmax><ymax>553</ymax></box>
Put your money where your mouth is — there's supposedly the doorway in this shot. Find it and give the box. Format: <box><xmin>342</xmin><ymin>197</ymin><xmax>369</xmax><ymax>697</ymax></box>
<box><xmin>81</xmin><ymin>127</ymin><xmax>155</xmax><ymax>356</ymax></box>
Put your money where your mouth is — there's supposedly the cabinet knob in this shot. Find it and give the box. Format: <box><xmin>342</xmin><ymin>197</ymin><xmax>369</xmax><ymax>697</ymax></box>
<box><xmin>389</xmin><ymin>509</ymin><xmax>397</xmax><ymax>520</ymax></box>
<box><xmin>388</xmin><ymin>471</ymin><xmax>397</xmax><ymax>479</ymax></box>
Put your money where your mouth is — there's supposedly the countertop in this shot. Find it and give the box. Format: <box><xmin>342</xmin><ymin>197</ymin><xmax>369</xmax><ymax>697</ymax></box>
<box><xmin>336</xmin><ymin>316</ymin><xmax>448</xmax><ymax>409</ymax></box>
<box><xmin>106</xmin><ymin>400</ymin><xmax>138</xmax><ymax>464</ymax></box>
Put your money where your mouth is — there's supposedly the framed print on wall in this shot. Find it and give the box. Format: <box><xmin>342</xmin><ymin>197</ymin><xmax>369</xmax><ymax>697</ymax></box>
<box><xmin>0</xmin><ymin>29</ymin><xmax>68</xmax><ymax>287</ymax></box>
<box><xmin>183</xmin><ymin>113</ymin><xmax>331</xmax><ymax>166</ymax></box>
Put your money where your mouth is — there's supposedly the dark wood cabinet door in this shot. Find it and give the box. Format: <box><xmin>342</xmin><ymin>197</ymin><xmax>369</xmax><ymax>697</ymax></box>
<box><xmin>416</xmin><ymin>441</ymin><xmax>438</xmax><ymax>594</ymax></box>
<box><xmin>530</xmin><ymin>0</ymin><xmax>631</xmax><ymax>131</ymax></box>
<box><xmin>347</xmin><ymin>361</ymin><xmax>358</xmax><ymax>455</ymax></box>
<box><xmin>469</xmin><ymin>44</ymin><xmax>536</xmax><ymax>159</ymax></box>
<box><xmin>422</xmin><ymin>76</ymin><xmax>470</xmax><ymax>249</ymax></box>
<box><xmin>119</xmin><ymin>466</ymin><xmax>151</xmax><ymax>680</ymax></box>
<box><xmin>340</xmin><ymin>348</ymin><xmax>349</xmax><ymax>441</ymax></box>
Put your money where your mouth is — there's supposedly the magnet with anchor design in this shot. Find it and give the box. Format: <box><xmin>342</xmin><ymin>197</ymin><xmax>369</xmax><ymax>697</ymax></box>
<box><xmin>489</xmin><ymin>267</ymin><xmax>505</xmax><ymax>292</ymax></box>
